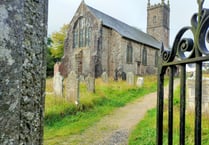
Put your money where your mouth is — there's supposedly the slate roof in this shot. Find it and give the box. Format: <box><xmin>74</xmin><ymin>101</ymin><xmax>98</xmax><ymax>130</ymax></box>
<box><xmin>87</xmin><ymin>5</ymin><xmax>161</xmax><ymax>49</ymax></box>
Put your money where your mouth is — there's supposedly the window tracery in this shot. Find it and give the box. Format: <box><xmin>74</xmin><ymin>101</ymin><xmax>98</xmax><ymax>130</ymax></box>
<box><xmin>73</xmin><ymin>17</ymin><xmax>91</xmax><ymax>48</ymax></box>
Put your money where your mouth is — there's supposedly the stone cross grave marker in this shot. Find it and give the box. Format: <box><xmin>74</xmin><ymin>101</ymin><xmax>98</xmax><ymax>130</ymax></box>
<box><xmin>53</xmin><ymin>72</ymin><xmax>63</xmax><ymax>97</ymax></box>
<box><xmin>127</xmin><ymin>72</ymin><xmax>135</xmax><ymax>85</ymax></box>
<box><xmin>65</xmin><ymin>71</ymin><xmax>80</xmax><ymax>104</ymax></box>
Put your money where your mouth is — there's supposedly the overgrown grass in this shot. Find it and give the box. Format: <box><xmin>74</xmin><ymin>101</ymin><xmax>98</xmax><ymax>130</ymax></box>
<box><xmin>129</xmin><ymin>85</ymin><xmax>209</xmax><ymax>145</ymax></box>
<box><xmin>44</xmin><ymin>76</ymin><xmax>158</xmax><ymax>144</ymax></box>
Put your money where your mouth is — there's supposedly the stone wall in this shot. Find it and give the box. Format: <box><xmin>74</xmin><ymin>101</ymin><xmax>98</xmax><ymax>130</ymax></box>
<box><xmin>102</xmin><ymin>27</ymin><xmax>158</xmax><ymax>77</ymax></box>
<box><xmin>0</xmin><ymin>1</ymin><xmax>48</xmax><ymax>144</ymax></box>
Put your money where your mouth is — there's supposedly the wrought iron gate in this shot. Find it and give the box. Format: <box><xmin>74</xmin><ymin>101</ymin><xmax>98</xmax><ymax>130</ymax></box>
<box><xmin>157</xmin><ymin>0</ymin><xmax>209</xmax><ymax>145</ymax></box>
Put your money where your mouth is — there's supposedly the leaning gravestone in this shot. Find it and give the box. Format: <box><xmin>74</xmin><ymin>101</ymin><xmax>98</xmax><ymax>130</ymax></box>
<box><xmin>86</xmin><ymin>74</ymin><xmax>95</xmax><ymax>93</ymax></box>
<box><xmin>65</xmin><ymin>71</ymin><xmax>80</xmax><ymax>104</ymax></box>
<box><xmin>53</xmin><ymin>72</ymin><xmax>63</xmax><ymax>97</ymax></box>
<box><xmin>0</xmin><ymin>1</ymin><xmax>48</xmax><ymax>145</ymax></box>
<box><xmin>127</xmin><ymin>72</ymin><xmax>135</xmax><ymax>85</ymax></box>
<box><xmin>101</xmin><ymin>72</ymin><xmax>108</xmax><ymax>83</ymax></box>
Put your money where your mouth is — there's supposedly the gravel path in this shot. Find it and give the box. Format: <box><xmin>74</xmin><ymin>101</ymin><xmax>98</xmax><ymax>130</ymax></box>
<box><xmin>58</xmin><ymin>79</ymin><xmax>179</xmax><ymax>145</ymax></box>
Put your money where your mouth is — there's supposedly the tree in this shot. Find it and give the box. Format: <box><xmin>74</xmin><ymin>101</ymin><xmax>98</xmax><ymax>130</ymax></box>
<box><xmin>46</xmin><ymin>37</ymin><xmax>55</xmax><ymax>76</ymax></box>
<box><xmin>50</xmin><ymin>24</ymin><xmax>69</xmax><ymax>60</ymax></box>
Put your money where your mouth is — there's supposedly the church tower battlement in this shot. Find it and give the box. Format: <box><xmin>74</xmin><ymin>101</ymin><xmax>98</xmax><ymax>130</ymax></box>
<box><xmin>147</xmin><ymin>0</ymin><xmax>170</xmax><ymax>48</ymax></box>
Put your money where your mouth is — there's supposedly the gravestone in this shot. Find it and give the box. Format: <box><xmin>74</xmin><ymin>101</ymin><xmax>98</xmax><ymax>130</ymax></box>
<box><xmin>187</xmin><ymin>77</ymin><xmax>209</xmax><ymax>113</ymax></box>
<box><xmin>121</xmin><ymin>72</ymin><xmax>126</xmax><ymax>80</ymax></box>
<box><xmin>53</xmin><ymin>72</ymin><xmax>63</xmax><ymax>97</ymax></box>
<box><xmin>0</xmin><ymin>1</ymin><xmax>48</xmax><ymax>145</ymax></box>
<box><xmin>114</xmin><ymin>69</ymin><xmax>118</xmax><ymax>81</ymax></box>
<box><xmin>79</xmin><ymin>75</ymin><xmax>85</xmax><ymax>82</ymax></box>
<box><xmin>136</xmin><ymin>77</ymin><xmax>144</xmax><ymax>87</ymax></box>
<box><xmin>65</xmin><ymin>71</ymin><xmax>80</xmax><ymax>104</ymax></box>
<box><xmin>101</xmin><ymin>72</ymin><xmax>108</xmax><ymax>83</ymax></box>
<box><xmin>86</xmin><ymin>74</ymin><xmax>95</xmax><ymax>93</ymax></box>
<box><xmin>54</xmin><ymin>62</ymin><xmax>61</xmax><ymax>76</ymax></box>
<box><xmin>127</xmin><ymin>72</ymin><xmax>135</xmax><ymax>85</ymax></box>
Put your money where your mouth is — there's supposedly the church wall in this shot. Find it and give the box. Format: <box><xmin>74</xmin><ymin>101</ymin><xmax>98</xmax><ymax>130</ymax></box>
<box><xmin>100</xmin><ymin>27</ymin><xmax>159</xmax><ymax>77</ymax></box>
<box><xmin>121</xmin><ymin>39</ymin><xmax>158</xmax><ymax>75</ymax></box>
<box><xmin>101</xmin><ymin>27</ymin><xmax>122</xmax><ymax>77</ymax></box>
<box><xmin>61</xmin><ymin>3</ymin><xmax>101</xmax><ymax>77</ymax></box>
<box><xmin>101</xmin><ymin>27</ymin><xmax>111</xmax><ymax>74</ymax></box>
<box><xmin>145</xmin><ymin>47</ymin><xmax>158</xmax><ymax>74</ymax></box>
<box><xmin>121</xmin><ymin>39</ymin><xmax>141</xmax><ymax>74</ymax></box>
<box><xmin>110</xmin><ymin>30</ymin><xmax>122</xmax><ymax>76</ymax></box>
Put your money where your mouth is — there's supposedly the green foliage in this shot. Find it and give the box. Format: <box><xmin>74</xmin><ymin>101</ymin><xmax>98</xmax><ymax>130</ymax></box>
<box><xmin>44</xmin><ymin>76</ymin><xmax>158</xmax><ymax>144</ymax></box>
<box><xmin>128</xmin><ymin>109</ymin><xmax>156</xmax><ymax>145</ymax></box>
<box><xmin>129</xmin><ymin>85</ymin><xmax>209</xmax><ymax>145</ymax></box>
<box><xmin>46</xmin><ymin>37</ymin><xmax>55</xmax><ymax>76</ymax></box>
<box><xmin>50</xmin><ymin>24</ymin><xmax>69</xmax><ymax>60</ymax></box>
<box><xmin>46</xmin><ymin>24</ymin><xmax>69</xmax><ymax>76</ymax></box>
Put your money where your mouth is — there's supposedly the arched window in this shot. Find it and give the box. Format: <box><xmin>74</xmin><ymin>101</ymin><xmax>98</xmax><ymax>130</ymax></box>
<box><xmin>126</xmin><ymin>42</ymin><xmax>133</xmax><ymax>64</ymax></box>
<box><xmin>142</xmin><ymin>47</ymin><xmax>147</xmax><ymax>66</ymax></box>
<box><xmin>73</xmin><ymin>17</ymin><xmax>91</xmax><ymax>48</ymax></box>
<box><xmin>153</xmin><ymin>15</ymin><xmax>157</xmax><ymax>24</ymax></box>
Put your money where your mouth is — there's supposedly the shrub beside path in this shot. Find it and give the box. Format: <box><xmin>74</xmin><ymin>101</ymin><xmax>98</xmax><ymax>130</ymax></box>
<box><xmin>60</xmin><ymin>79</ymin><xmax>179</xmax><ymax>145</ymax></box>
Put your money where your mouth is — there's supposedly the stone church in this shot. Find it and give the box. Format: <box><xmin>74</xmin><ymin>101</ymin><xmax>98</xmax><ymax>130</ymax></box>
<box><xmin>60</xmin><ymin>0</ymin><xmax>170</xmax><ymax>78</ymax></box>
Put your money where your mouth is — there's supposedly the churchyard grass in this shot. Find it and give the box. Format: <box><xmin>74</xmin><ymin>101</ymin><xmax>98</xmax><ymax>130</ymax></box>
<box><xmin>128</xmin><ymin>85</ymin><xmax>209</xmax><ymax>145</ymax></box>
<box><xmin>44</xmin><ymin>76</ymin><xmax>158</xmax><ymax>144</ymax></box>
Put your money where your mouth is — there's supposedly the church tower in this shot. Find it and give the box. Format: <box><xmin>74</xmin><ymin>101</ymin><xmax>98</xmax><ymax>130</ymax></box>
<box><xmin>147</xmin><ymin>0</ymin><xmax>170</xmax><ymax>48</ymax></box>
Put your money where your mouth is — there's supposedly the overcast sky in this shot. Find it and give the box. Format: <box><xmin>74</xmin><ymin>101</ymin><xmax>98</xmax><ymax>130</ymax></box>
<box><xmin>48</xmin><ymin>0</ymin><xmax>209</xmax><ymax>45</ymax></box>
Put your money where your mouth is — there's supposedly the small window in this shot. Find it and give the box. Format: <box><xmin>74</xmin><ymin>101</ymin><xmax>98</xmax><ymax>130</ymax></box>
<box><xmin>142</xmin><ymin>47</ymin><xmax>147</xmax><ymax>66</ymax></box>
<box><xmin>155</xmin><ymin>50</ymin><xmax>158</xmax><ymax>66</ymax></box>
<box><xmin>126</xmin><ymin>42</ymin><xmax>133</xmax><ymax>64</ymax></box>
<box><xmin>153</xmin><ymin>16</ymin><xmax>157</xmax><ymax>24</ymax></box>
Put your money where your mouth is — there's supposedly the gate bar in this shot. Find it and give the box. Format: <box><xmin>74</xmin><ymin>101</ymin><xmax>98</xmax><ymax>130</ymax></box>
<box><xmin>168</xmin><ymin>66</ymin><xmax>174</xmax><ymax>145</ymax></box>
<box><xmin>195</xmin><ymin>62</ymin><xmax>202</xmax><ymax>145</ymax></box>
<box><xmin>157</xmin><ymin>73</ymin><xmax>164</xmax><ymax>145</ymax></box>
<box><xmin>180</xmin><ymin>64</ymin><xmax>186</xmax><ymax>145</ymax></box>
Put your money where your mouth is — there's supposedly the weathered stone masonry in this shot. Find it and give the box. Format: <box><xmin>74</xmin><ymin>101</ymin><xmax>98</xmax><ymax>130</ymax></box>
<box><xmin>60</xmin><ymin>1</ymin><xmax>170</xmax><ymax>78</ymax></box>
<box><xmin>0</xmin><ymin>1</ymin><xmax>48</xmax><ymax>145</ymax></box>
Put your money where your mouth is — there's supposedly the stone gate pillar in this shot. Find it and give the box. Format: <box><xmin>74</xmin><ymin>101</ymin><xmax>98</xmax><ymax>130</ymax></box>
<box><xmin>0</xmin><ymin>1</ymin><xmax>48</xmax><ymax>145</ymax></box>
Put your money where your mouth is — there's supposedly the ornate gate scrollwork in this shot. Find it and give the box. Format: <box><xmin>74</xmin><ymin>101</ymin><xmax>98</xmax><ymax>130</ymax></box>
<box><xmin>157</xmin><ymin>0</ymin><xmax>209</xmax><ymax>145</ymax></box>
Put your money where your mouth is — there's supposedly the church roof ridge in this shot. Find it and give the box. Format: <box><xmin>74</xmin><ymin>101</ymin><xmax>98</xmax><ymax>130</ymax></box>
<box><xmin>86</xmin><ymin>5</ymin><xmax>161</xmax><ymax>49</ymax></box>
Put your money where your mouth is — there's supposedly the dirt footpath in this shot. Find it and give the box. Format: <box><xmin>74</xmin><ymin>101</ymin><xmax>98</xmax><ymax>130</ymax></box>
<box><xmin>60</xmin><ymin>80</ymin><xmax>179</xmax><ymax>145</ymax></box>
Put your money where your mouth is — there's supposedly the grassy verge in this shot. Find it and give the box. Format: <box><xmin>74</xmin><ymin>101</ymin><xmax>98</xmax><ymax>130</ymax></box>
<box><xmin>128</xmin><ymin>85</ymin><xmax>209</xmax><ymax>145</ymax></box>
<box><xmin>44</xmin><ymin>76</ymin><xmax>158</xmax><ymax>144</ymax></box>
